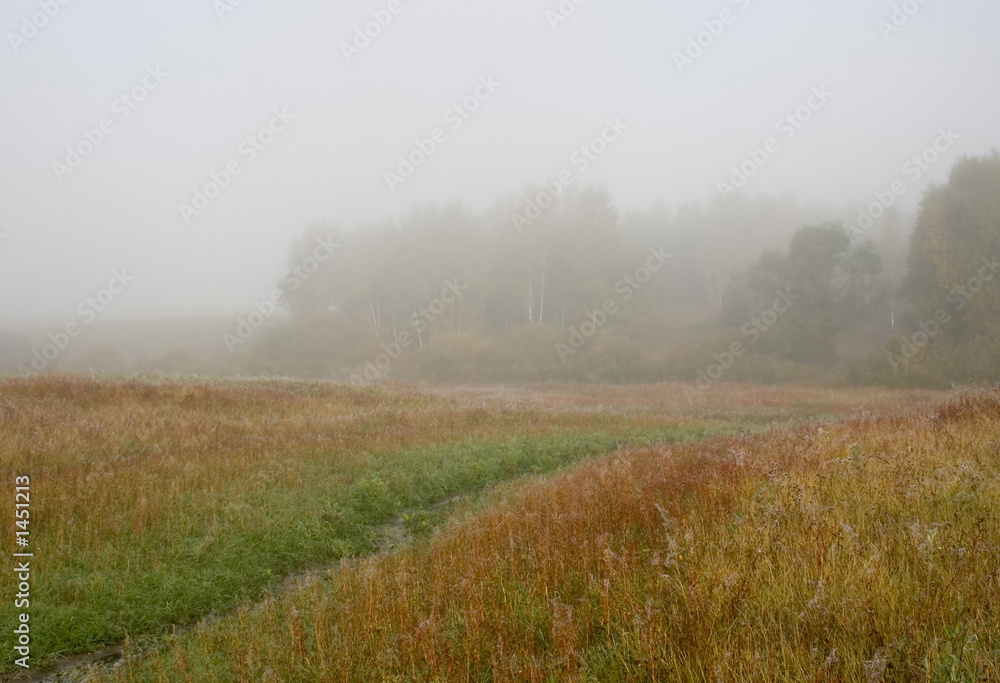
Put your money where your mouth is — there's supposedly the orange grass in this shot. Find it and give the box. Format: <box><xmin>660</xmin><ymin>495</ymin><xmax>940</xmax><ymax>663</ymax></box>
<box><xmin>4</xmin><ymin>374</ymin><xmax>936</xmax><ymax>673</ymax></box>
<box><xmin>88</xmin><ymin>386</ymin><xmax>999</xmax><ymax>681</ymax></box>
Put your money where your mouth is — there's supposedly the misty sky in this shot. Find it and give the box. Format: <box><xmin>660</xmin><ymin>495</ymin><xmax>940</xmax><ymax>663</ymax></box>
<box><xmin>1</xmin><ymin>0</ymin><xmax>998</xmax><ymax>323</ymax></box>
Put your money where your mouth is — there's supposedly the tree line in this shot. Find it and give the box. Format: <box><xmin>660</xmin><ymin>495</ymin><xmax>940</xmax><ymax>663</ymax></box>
<box><xmin>246</xmin><ymin>152</ymin><xmax>1000</xmax><ymax>385</ymax></box>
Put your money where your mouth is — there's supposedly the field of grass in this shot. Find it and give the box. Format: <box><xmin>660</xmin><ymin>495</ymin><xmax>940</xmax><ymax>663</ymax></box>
<box><xmin>0</xmin><ymin>375</ymin><xmax>974</xmax><ymax>680</ymax></box>
<box><xmin>75</xmin><ymin>386</ymin><xmax>999</xmax><ymax>682</ymax></box>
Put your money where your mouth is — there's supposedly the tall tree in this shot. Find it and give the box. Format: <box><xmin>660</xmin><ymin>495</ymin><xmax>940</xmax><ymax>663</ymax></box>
<box><xmin>723</xmin><ymin>223</ymin><xmax>883</xmax><ymax>363</ymax></box>
<box><xmin>902</xmin><ymin>151</ymin><xmax>1000</xmax><ymax>377</ymax></box>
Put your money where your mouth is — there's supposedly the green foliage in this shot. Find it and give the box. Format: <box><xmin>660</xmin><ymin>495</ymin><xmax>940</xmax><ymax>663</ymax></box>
<box><xmin>723</xmin><ymin>223</ymin><xmax>884</xmax><ymax>364</ymax></box>
<box><xmin>230</xmin><ymin>190</ymin><xmax>861</xmax><ymax>383</ymax></box>
<box><xmin>927</xmin><ymin>601</ymin><xmax>984</xmax><ymax>682</ymax></box>
<box><xmin>894</xmin><ymin>151</ymin><xmax>1000</xmax><ymax>383</ymax></box>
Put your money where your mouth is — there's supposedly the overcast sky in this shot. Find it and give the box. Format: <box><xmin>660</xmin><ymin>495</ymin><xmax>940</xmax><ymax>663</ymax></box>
<box><xmin>1</xmin><ymin>0</ymin><xmax>998</xmax><ymax>323</ymax></box>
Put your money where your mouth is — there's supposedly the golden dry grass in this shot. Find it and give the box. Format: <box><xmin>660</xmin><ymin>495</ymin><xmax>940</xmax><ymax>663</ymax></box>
<box><xmin>6</xmin><ymin>374</ymin><xmax>936</xmax><ymax>674</ymax></box>
<box><xmin>82</xmin><ymin>385</ymin><xmax>999</xmax><ymax>682</ymax></box>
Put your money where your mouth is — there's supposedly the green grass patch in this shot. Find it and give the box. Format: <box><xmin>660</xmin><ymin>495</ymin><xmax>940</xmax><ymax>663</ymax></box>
<box><xmin>2</xmin><ymin>424</ymin><xmax>728</xmax><ymax>672</ymax></box>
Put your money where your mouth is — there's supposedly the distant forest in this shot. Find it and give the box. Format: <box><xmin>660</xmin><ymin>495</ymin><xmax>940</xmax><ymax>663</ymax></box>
<box><xmin>4</xmin><ymin>153</ymin><xmax>999</xmax><ymax>387</ymax></box>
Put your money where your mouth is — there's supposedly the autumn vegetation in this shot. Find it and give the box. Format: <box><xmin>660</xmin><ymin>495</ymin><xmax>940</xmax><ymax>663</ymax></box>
<box><xmin>9</xmin><ymin>374</ymin><xmax>999</xmax><ymax>680</ymax></box>
<box><xmin>3</xmin><ymin>150</ymin><xmax>998</xmax><ymax>676</ymax></box>
<box><xmin>159</xmin><ymin>153</ymin><xmax>1000</xmax><ymax>387</ymax></box>
<box><xmin>0</xmin><ymin>374</ymin><xmax>873</xmax><ymax>674</ymax></box>
<box><xmin>76</xmin><ymin>384</ymin><xmax>1000</xmax><ymax>682</ymax></box>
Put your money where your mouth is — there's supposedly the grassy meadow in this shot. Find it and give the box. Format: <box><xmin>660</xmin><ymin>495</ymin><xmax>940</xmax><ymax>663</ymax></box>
<box><xmin>4</xmin><ymin>375</ymin><xmax>997</xmax><ymax>681</ymax></box>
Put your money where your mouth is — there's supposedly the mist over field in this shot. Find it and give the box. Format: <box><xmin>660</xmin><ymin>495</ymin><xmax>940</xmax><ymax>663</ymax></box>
<box><xmin>1</xmin><ymin>0</ymin><xmax>999</xmax><ymax>385</ymax></box>
<box><xmin>6</xmin><ymin>5</ymin><xmax>1000</xmax><ymax>680</ymax></box>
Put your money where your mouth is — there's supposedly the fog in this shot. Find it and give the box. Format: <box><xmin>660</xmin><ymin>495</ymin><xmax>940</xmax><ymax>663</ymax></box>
<box><xmin>1</xmin><ymin>0</ymin><xmax>997</xmax><ymax>330</ymax></box>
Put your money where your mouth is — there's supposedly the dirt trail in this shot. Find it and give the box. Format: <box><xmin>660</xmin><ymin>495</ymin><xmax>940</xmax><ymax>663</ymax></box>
<box><xmin>4</xmin><ymin>645</ymin><xmax>123</xmax><ymax>683</ymax></box>
<box><xmin>2</xmin><ymin>494</ymin><xmax>473</xmax><ymax>683</ymax></box>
